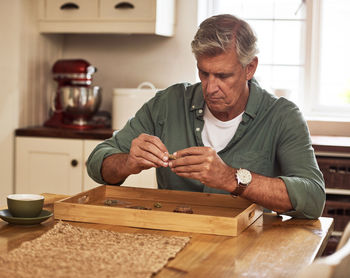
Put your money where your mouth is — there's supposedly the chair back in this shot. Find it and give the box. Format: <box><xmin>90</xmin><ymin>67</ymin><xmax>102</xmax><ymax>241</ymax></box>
<box><xmin>296</xmin><ymin>221</ymin><xmax>350</xmax><ymax>278</ymax></box>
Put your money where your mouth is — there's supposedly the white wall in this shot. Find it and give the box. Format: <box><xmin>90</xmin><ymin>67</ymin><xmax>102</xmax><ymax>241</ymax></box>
<box><xmin>0</xmin><ymin>0</ymin><xmax>62</xmax><ymax>205</ymax></box>
<box><xmin>0</xmin><ymin>1</ymin><xmax>21</xmax><ymax>205</ymax></box>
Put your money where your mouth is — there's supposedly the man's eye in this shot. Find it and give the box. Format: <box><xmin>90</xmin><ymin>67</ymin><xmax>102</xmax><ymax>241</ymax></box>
<box><xmin>217</xmin><ymin>74</ymin><xmax>230</xmax><ymax>79</ymax></box>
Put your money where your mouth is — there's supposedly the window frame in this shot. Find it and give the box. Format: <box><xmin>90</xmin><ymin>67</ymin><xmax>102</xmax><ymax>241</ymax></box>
<box><xmin>199</xmin><ymin>0</ymin><xmax>350</xmax><ymax>120</ymax></box>
<box><xmin>304</xmin><ymin>0</ymin><xmax>350</xmax><ymax>119</ymax></box>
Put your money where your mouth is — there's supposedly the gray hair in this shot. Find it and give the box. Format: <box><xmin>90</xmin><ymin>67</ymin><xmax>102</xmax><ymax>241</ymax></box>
<box><xmin>191</xmin><ymin>14</ymin><xmax>258</xmax><ymax>67</ymax></box>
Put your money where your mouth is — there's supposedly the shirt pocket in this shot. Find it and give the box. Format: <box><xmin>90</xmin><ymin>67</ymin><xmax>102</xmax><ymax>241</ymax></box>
<box><xmin>230</xmin><ymin>150</ymin><xmax>272</xmax><ymax>176</ymax></box>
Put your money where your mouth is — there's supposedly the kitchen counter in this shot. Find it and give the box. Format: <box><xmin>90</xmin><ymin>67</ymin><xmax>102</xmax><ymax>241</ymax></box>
<box><xmin>311</xmin><ymin>135</ymin><xmax>350</xmax><ymax>154</ymax></box>
<box><xmin>15</xmin><ymin>126</ymin><xmax>114</xmax><ymax>140</ymax></box>
<box><xmin>0</xmin><ymin>193</ymin><xmax>334</xmax><ymax>278</ymax></box>
<box><xmin>15</xmin><ymin>127</ymin><xmax>350</xmax><ymax>153</ymax></box>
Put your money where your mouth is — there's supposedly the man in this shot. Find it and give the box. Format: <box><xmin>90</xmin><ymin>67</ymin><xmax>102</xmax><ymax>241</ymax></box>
<box><xmin>87</xmin><ymin>14</ymin><xmax>325</xmax><ymax>219</ymax></box>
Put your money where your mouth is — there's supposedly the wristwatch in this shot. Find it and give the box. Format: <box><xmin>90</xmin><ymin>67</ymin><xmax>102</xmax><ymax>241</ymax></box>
<box><xmin>231</xmin><ymin>168</ymin><xmax>252</xmax><ymax>197</ymax></box>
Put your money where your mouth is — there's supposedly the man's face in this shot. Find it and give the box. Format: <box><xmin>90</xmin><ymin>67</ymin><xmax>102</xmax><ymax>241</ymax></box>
<box><xmin>197</xmin><ymin>50</ymin><xmax>256</xmax><ymax>121</ymax></box>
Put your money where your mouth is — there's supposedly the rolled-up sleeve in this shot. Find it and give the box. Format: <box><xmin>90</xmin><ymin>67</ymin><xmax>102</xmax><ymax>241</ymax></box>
<box><xmin>276</xmin><ymin>104</ymin><xmax>325</xmax><ymax>219</ymax></box>
<box><xmin>86</xmin><ymin>132</ymin><xmax>123</xmax><ymax>184</ymax></box>
<box><xmin>87</xmin><ymin>93</ymin><xmax>159</xmax><ymax>184</ymax></box>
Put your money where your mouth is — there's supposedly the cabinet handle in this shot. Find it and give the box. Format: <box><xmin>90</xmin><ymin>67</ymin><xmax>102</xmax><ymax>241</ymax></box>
<box><xmin>114</xmin><ymin>2</ymin><xmax>135</xmax><ymax>9</ymax></box>
<box><xmin>60</xmin><ymin>2</ymin><xmax>80</xmax><ymax>10</ymax></box>
<box><xmin>71</xmin><ymin>159</ymin><xmax>79</xmax><ymax>167</ymax></box>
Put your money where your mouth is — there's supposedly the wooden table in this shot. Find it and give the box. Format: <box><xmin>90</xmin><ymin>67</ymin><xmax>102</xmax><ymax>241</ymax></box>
<box><xmin>0</xmin><ymin>193</ymin><xmax>334</xmax><ymax>278</ymax></box>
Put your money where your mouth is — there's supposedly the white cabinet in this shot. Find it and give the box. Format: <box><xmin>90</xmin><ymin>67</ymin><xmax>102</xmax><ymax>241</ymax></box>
<box><xmin>83</xmin><ymin>139</ymin><xmax>103</xmax><ymax>191</ymax></box>
<box><xmin>15</xmin><ymin>137</ymin><xmax>101</xmax><ymax>195</ymax></box>
<box><xmin>38</xmin><ymin>0</ymin><xmax>176</xmax><ymax>36</ymax></box>
<box><xmin>16</xmin><ymin>136</ymin><xmax>157</xmax><ymax>195</ymax></box>
<box><xmin>122</xmin><ymin>168</ymin><xmax>157</xmax><ymax>189</ymax></box>
<box><xmin>83</xmin><ymin>139</ymin><xmax>157</xmax><ymax>190</ymax></box>
<box><xmin>45</xmin><ymin>0</ymin><xmax>98</xmax><ymax>19</ymax></box>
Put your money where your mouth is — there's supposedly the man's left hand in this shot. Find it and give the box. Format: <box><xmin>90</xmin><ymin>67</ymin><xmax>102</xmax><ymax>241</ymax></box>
<box><xmin>169</xmin><ymin>146</ymin><xmax>236</xmax><ymax>191</ymax></box>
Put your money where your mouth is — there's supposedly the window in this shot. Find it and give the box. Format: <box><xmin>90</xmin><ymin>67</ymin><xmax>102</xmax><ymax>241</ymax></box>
<box><xmin>307</xmin><ymin>0</ymin><xmax>350</xmax><ymax>118</ymax></box>
<box><xmin>198</xmin><ymin>0</ymin><xmax>350</xmax><ymax>119</ymax></box>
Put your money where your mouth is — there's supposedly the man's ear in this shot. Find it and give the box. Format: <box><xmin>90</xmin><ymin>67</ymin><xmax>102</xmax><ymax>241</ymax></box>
<box><xmin>245</xmin><ymin>56</ymin><xmax>258</xmax><ymax>80</ymax></box>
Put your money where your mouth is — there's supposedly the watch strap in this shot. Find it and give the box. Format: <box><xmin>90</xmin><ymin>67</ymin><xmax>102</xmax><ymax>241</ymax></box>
<box><xmin>230</xmin><ymin>184</ymin><xmax>246</xmax><ymax>197</ymax></box>
<box><xmin>231</xmin><ymin>168</ymin><xmax>252</xmax><ymax>197</ymax></box>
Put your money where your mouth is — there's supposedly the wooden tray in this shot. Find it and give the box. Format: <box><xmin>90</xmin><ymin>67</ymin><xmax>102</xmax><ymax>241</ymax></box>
<box><xmin>54</xmin><ymin>185</ymin><xmax>263</xmax><ymax>236</ymax></box>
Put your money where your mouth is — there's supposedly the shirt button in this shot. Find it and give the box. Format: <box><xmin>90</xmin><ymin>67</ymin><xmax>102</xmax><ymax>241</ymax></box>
<box><xmin>198</xmin><ymin>109</ymin><xmax>203</xmax><ymax>114</ymax></box>
<box><xmin>196</xmin><ymin>128</ymin><xmax>200</xmax><ymax>132</ymax></box>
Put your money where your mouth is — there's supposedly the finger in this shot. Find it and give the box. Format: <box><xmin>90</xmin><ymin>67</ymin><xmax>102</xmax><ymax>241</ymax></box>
<box><xmin>171</xmin><ymin>164</ymin><xmax>204</xmax><ymax>174</ymax></box>
<box><xmin>173</xmin><ymin>171</ymin><xmax>205</xmax><ymax>183</ymax></box>
<box><xmin>140</xmin><ymin>134</ymin><xmax>168</xmax><ymax>153</ymax></box>
<box><xmin>139</xmin><ymin>134</ymin><xmax>169</xmax><ymax>161</ymax></box>
<box><xmin>135</xmin><ymin>146</ymin><xmax>168</xmax><ymax>168</ymax></box>
<box><xmin>132</xmin><ymin>134</ymin><xmax>169</xmax><ymax>167</ymax></box>
<box><xmin>135</xmin><ymin>157</ymin><xmax>159</xmax><ymax>169</ymax></box>
<box><xmin>175</xmin><ymin>147</ymin><xmax>205</xmax><ymax>158</ymax></box>
<box><xmin>169</xmin><ymin>152</ymin><xmax>205</xmax><ymax>168</ymax></box>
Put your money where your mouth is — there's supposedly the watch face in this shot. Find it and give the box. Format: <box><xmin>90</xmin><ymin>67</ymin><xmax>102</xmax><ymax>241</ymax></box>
<box><xmin>237</xmin><ymin>169</ymin><xmax>252</xmax><ymax>185</ymax></box>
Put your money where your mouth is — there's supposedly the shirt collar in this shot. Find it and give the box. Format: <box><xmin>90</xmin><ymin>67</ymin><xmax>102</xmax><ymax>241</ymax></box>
<box><xmin>244</xmin><ymin>78</ymin><xmax>263</xmax><ymax>119</ymax></box>
<box><xmin>190</xmin><ymin>82</ymin><xmax>205</xmax><ymax>112</ymax></box>
<box><xmin>190</xmin><ymin>78</ymin><xmax>263</xmax><ymax>119</ymax></box>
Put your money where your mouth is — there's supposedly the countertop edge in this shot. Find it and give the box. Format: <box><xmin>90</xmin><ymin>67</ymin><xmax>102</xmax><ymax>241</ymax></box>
<box><xmin>15</xmin><ymin>127</ymin><xmax>350</xmax><ymax>153</ymax></box>
<box><xmin>15</xmin><ymin>126</ymin><xmax>114</xmax><ymax>140</ymax></box>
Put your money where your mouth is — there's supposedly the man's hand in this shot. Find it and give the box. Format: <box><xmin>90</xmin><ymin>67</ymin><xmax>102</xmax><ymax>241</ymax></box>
<box><xmin>168</xmin><ymin>146</ymin><xmax>293</xmax><ymax>213</ymax></box>
<box><xmin>127</xmin><ymin>133</ymin><xmax>170</xmax><ymax>174</ymax></box>
<box><xmin>168</xmin><ymin>146</ymin><xmax>235</xmax><ymax>191</ymax></box>
<box><xmin>101</xmin><ymin>133</ymin><xmax>169</xmax><ymax>185</ymax></box>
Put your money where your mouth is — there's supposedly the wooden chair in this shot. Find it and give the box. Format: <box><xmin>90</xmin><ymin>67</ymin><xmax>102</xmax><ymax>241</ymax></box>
<box><xmin>337</xmin><ymin>221</ymin><xmax>350</xmax><ymax>251</ymax></box>
<box><xmin>297</xmin><ymin>221</ymin><xmax>350</xmax><ymax>278</ymax></box>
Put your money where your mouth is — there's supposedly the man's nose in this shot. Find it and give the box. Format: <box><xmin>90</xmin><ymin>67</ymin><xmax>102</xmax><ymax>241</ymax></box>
<box><xmin>206</xmin><ymin>75</ymin><xmax>219</xmax><ymax>94</ymax></box>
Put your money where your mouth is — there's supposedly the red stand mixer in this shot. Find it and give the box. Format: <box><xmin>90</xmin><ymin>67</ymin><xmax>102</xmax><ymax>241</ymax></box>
<box><xmin>44</xmin><ymin>59</ymin><xmax>107</xmax><ymax>130</ymax></box>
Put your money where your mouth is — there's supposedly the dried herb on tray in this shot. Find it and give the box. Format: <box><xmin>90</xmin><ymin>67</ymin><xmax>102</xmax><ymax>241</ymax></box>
<box><xmin>173</xmin><ymin>205</ymin><xmax>193</xmax><ymax>214</ymax></box>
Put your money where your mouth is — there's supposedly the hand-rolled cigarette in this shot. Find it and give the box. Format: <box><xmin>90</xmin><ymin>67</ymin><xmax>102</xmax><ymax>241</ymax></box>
<box><xmin>168</xmin><ymin>154</ymin><xmax>177</xmax><ymax>160</ymax></box>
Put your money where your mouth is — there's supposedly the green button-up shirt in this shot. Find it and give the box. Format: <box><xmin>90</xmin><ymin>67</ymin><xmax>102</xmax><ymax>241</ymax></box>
<box><xmin>87</xmin><ymin>79</ymin><xmax>325</xmax><ymax>219</ymax></box>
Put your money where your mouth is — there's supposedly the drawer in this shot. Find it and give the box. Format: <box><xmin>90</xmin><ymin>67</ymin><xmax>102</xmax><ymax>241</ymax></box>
<box><xmin>99</xmin><ymin>0</ymin><xmax>156</xmax><ymax>21</ymax></box>
<box><xmin>45</xmin><ymin>0</ymin><xmax>98</xmax><ymax>20</ymax></box>
<box><xmin>322</xmin><ymin>195</ymin><xmax>350</xmax><ymax>232</ymax></box>
<box><xmin>317</xmin><ymin>156</ymin><xmax>350</xmax><ymax>190</ymax></box>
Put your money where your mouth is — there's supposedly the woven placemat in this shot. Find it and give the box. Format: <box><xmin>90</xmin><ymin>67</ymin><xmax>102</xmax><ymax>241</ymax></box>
<box><xmin>0</xmin><ymin>222</ymin><xmax>190</xmax><ymax>278</ymax></box>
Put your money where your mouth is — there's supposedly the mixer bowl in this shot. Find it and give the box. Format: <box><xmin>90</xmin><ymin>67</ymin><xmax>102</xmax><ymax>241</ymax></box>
<box><xmin>60</xmin><ymin>86</ymin><xmax>102</xmax><ymax>125</ymax></box>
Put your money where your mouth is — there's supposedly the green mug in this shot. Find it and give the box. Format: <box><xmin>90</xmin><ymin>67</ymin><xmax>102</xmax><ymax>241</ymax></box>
<box><xmin>7</xmin><ymin>194</ymin><xmax>44</xmax><ymax>218</ymax></box>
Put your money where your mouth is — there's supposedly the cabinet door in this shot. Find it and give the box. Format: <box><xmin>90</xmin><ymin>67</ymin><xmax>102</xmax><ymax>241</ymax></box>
<box><xmin>317</xmin><ymin>156</ymin><xmax>350</xmax><ymax>190</ymax></box>
<box><xmin>16</xmin><ymin>137</ymin><xmax>83</xmax><ymax>195</ymax></box>
<box><xmin>83</xmin><ymin>139</ymin><xmax>103</xmax><ymax>191</ymax></box>
<box><xmin>122</xmin><ymin>168</ymin><xmax>157</xmax><ymax>189</ymax></box>
<box><xmin>99</xmin><ymin>0</ymin><xmax>156</xmax><ymax>20</ymax></box>
<box><xmin>45</xmin><ymin>0</ymin><xmax>98</xmax><ymax>20</ymax></box>
<box><xmin>84</xmin><ymin>139</ymin><xmax>157</xmax><ymax>189</ymax></box>
<box><xmin>38</xmin><ymin>0</ymin><xmax>175</xmax><ymax>36</ymax></box>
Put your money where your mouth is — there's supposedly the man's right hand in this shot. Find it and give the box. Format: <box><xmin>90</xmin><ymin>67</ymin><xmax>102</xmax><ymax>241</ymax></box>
<box><xmin>101</xmin><ymin>133</ymin><xmax>169</xmax><ymax>184</ymax></box>
<box><xmin>127</xmin><ymin>133</ymin><xmax>170</xmax><ymax>174</ymax></box>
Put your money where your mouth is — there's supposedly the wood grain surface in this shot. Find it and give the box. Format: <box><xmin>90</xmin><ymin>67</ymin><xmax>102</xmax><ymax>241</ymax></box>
<box><xmin>0</xmin><ymin>193</ymin><xmax>334</xmax><ymax>278</ymax></box>
<box><xmin>54</xmin><ymin>186</ymin><xmax>263</xmax><ymax>236</ymax></box>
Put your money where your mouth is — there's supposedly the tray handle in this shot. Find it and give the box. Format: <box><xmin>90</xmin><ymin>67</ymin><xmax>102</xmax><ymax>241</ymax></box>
<box><xmin>248</xmin><ymin>209</ymin><xmax>255</xmax><ymax>219</ymax></box>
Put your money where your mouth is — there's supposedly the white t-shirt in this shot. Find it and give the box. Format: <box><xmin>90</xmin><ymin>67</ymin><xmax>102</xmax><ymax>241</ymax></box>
<box><xmin>201</xmin><ymin>105</ymin><xmax>243</xmax><ymax>152</ymax></box>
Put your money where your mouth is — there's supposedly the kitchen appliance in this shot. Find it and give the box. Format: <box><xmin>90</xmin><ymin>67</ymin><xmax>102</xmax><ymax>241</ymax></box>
<box><xmin>112</xmin><ymin>82</ymin><xmax>157</xmax><ymax>130</ymax></box>
<box><xmin>44</xmin><ymin>59</ymin><xmax>107</xmax><ymax>130</ymax></box>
